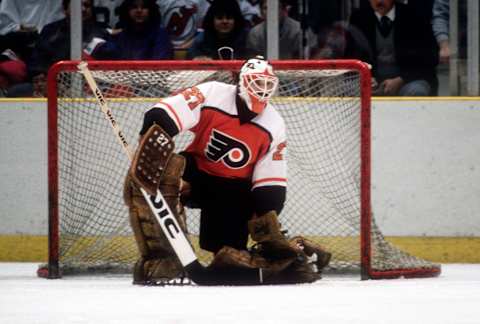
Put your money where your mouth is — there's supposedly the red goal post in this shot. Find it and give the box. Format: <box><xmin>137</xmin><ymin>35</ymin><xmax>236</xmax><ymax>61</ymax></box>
<box><xmin>42</xmin><ymin>59</ymin><xmax>440</xmax><ymax>280</ymax></box>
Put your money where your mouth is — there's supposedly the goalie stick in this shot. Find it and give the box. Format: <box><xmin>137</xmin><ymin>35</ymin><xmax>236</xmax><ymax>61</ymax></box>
<box><xmin>77</xmin><ymin>61</ymin><xmax>262</xmax><ymax>286</ymax></box>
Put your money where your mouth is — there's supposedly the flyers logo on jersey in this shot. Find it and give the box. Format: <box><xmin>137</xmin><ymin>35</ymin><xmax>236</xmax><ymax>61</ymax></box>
<box><xmin>205</xmin><ymin>129</ymin><xmax>251</xmax><ymax>169</ymax></box>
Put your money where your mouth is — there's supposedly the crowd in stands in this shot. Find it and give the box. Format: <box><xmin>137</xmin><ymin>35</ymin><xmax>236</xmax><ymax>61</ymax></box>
<box><xmin>0</xmin><ymin>0</ymin><xmax>450</xmax><ymax>97</ymax></box>
<box><xmin>187</xmin><ymin>0</ymin><xmax>247</xmax><ymax>60</ymax></box>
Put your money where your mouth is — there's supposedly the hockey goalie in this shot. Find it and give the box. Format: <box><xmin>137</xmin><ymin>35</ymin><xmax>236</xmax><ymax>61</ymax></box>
<box><xmin>124</xmin><ymin>56</ymin><xmax>331</xmax><ymax>285</ymax></box>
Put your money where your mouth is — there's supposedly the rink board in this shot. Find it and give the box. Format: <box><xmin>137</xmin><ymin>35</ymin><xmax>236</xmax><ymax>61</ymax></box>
<box><xmin>1</xmin><ymin>235</ymin><xmax>479</xmax><ymax>263</ymax></box>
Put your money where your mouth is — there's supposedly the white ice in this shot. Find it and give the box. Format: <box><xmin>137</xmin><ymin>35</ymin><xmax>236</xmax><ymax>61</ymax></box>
<box><xmin>0</xmin><ymin>263</ymin><xmax>479</xmax><ymax>324</ymax></box>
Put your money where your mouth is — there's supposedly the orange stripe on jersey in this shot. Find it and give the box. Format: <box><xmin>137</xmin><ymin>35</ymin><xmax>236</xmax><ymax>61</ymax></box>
<box><xmin>158</xmin><ymin>100</ymin><xmax>183</xmax><ymax>131</ymax></box>
<box><xmin>253</xmin><ymin>177</ymin><xmax>287</xmax><ymax>186</ymax></box>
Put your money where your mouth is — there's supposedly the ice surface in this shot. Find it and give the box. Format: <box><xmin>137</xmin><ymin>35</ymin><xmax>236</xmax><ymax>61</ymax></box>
<box><xmin>0</xmin><ymin>263</ymin><xmax>479</xmax><ymax>324</ymax></box>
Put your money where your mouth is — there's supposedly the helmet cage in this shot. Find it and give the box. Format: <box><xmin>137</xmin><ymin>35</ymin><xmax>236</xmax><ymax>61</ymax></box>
<box><xmin>242</xmin><ymin>72</ymin><xmax>279</xmax><ymax>102</ymax></box>
<box><xmin>238</xmin><ymin>56</ymin><xmax>278</xmax><ymax>114</ymax></box>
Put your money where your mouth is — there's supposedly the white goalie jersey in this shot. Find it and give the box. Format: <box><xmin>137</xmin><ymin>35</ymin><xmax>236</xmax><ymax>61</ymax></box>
<box><xmin>150</xmin><ymin>80</ymin><xmax>287</xmax><ymax>191</ymax></box>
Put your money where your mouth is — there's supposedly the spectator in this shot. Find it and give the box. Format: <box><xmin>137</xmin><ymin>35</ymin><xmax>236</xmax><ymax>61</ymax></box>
<box><xmin>348</xmin><ymin>0</ymin><xmax>439</xmax><ymax>96</ymax></box>
<box><xmin>0</xmin><ymin>0</ymin><xmax>64</xmax><ymax>35</ymax></box>
<box><xmin>92</xmin><ymin>0</ymin><xmax>124</xmax><ymax>29</ymax></box>
<box><xmin>187</xmin><ymin>0</ymin><xmax>248</xmax><ymax>60</ymax></box>
<box><xmin>432</xmin><ymin>0</ymin><xmax>449</xmax><ymax>64</ymax></box>
<box><xmin>94</xmin><ymin>0</ymin><xmax>173</xmax><ymax>60</ymax></box>
<box><xmin>406</xmin><ymin>0</ymin><xmax>435</xmax><ymax>20</ymax></box>
<box><xmin>0</xmin><ymin>48</ymin><xmax>27</xmax><ymax>96</ymax></box>
<box><xmin>311</xmin><ymin>21</ymin><xmax>372</xmax><ymax>61</ymax></box>
<box><xmin>157</xmin><ymin>0</ymin><xmax>210</xmax><ymax>59</ymax></box>
<box><xmin>245</xmin><ymin>0</ymin><xmax>307</xmax><ymax>59</ymax></box>
<box><xmin>7</xmin><ymin>0</ymin><xmax>109</xmax><ymax>97</ymax></box>
<box><xmin>0</xmin><ymin>0</ymin><xmax>65</xmax><ymax>73</ymax></box>
<box><xmin>237</xmin><ymin>0</ymin><xmax>262</xmax><ymax>28</ymax></box>
<box><xmin>305</xmin><ymin>0</ymin><xmax>341</xmax><ymax>35</ymax></box>
<box><xmin>302</xmin><ymin>0</ymin><xmax>342</xmax><ymax>59</ymax></box>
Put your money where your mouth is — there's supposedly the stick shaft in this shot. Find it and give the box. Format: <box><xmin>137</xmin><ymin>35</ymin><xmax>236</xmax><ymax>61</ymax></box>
<box><xmin>77</xmin><ymin>61</ymin><xmax>197</xmax><ymax>267</ymax></box>
<box><xmin>78</xmin><ymin>62</ymin><xmax>134</xmax><ymax>160</ymax></box>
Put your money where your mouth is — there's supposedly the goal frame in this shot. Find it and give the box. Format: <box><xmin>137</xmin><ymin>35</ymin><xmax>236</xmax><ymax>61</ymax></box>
<box><xmin>44</xmin><ymin>59</ymin><xmax>436</xmax><ymax>280</ymax></box>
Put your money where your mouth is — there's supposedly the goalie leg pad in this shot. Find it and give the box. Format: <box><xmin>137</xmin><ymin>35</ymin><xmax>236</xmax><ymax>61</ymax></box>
<box><xmin>130</xmin><ymin>124</ymin><xmax>175</xmax><ymax>196</ymax></box>
<box><xmin>124</xmin><ymin>154</ymin><xmax>187</xmax><ymax>284</ymax></box>
<box><xmin>209</xmin><ymin>246</ymin><xmax>268</xmax><ymax>270</ymax></box>
<box><xmin>248</xmin><ymin>211</ymin><xmax>300</xmax><ymax>260</ymax></box>
<box><xmin>158</xmin><ymin>154</ymin><xmax>188</xmax><ymax>232</ymax></box>
<box><xmin>209</xmin><ymin>246</ymin><xmax>322</xmax><ymax>285</ymax></box>
<box><xmin>248</xmin><ymin>210</ymin><xmax>284</xmax><ymax>242</ymax></box>
<box><xmin>247</xmin><ymin>211</ymin><xmax>325</xmax><ymax>284</ymax></box>
<box><xmin>263</xmin><ymin>258</ymin><xmax>322</xmax><ymax>284</ymax></box>
<box><xmin>289</xmin><ymin>236</ymin><xmax>332</xmax><ymax>272</ymax></box>
<box><xmin>258</xmin><ymin>238</ymin><xmax>329</xmax><ymax>284</ymax></box>
<box><xmin>133</xmin><ymin>257</ymin><xmax>185</xmax><ymax>285</ymax></box>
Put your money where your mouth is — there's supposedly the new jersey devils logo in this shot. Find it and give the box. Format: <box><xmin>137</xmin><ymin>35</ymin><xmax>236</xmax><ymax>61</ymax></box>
<box><xmin>205</xmin><ymin>129</ymin><xmax>251</xmax><ymax>169</ymax></box>
<box><xmin>164</xmin><ymin>4</ymin><xmax>197</xmax><ymax>47</ymax></box>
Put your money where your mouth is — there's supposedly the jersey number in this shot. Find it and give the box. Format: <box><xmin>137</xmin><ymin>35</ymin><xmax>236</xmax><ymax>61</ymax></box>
<box><xmin>181</xmin><ymin>86</ymin><xmax>205</xmax><ymax>110</ymax></box>
<box><xmin>272</xmin><ymin>142</ymin><xmax>286</xmax><ymax>161</ymax></box>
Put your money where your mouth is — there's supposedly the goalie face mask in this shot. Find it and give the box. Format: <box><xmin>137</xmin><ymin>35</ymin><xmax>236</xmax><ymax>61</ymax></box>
<box><xmin>238</xmin><ymin>56</ymin><xmax>279</xmax><ymax>114</ymax></box>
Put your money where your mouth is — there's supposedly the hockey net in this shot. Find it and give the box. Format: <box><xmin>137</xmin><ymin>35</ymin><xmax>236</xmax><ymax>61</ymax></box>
<box><xmin>42</xmin><ymin>60</ymin><xmax>440</xmax><ymax>280</ymax></box>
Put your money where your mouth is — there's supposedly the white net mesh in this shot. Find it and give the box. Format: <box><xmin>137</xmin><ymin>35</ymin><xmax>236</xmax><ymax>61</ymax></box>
<box><xmin>48</xmin><ymin>61</ymin><xmax>440</xmax><ymax>278</ymax></box>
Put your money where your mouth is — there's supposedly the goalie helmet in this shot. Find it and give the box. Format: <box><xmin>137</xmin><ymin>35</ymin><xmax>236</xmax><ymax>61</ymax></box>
<box><xmin>238</xmin><ymin>56</ymin><xmax>279</xmax><ymax>114</ymax></box>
